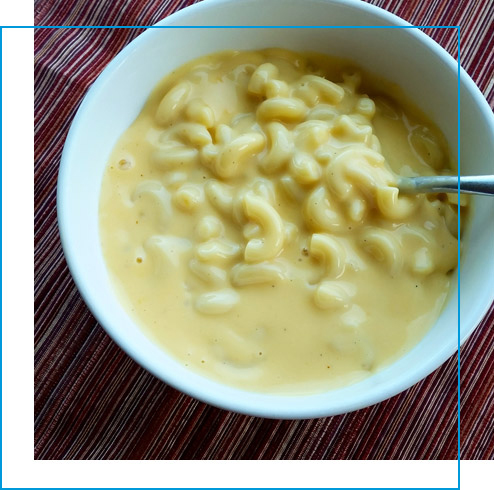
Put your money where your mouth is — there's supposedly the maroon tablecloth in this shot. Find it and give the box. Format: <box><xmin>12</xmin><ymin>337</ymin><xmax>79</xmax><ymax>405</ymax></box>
<box><xmin>34</xmin><ymin>0</ymin><xmax>494</xmax><ymax>459</ymax></box>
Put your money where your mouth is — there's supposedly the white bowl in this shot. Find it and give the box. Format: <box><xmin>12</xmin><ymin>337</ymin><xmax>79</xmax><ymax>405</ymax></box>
<box><xmin>58</xmin><ymin>0</ymin><xmax>494</xmax><ymax>418</ymax></box>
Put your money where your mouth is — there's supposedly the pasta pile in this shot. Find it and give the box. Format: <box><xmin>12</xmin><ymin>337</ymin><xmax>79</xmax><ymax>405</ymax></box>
<box><xmin>136</xmin><ymin>52</ymin><xmax>459</xmax><ymax>315</ymax></box>
<box><xmin>100</xmin><ymin>49</ymin><xmax>464</xmax><ymax>391</ymax></box>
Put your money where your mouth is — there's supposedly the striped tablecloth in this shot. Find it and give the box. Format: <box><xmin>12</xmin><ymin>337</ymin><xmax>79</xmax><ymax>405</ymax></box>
<box><xmin>34</xmin><ymin>0</ymin><xmax>494</xmax><ymax>460</ymax></box>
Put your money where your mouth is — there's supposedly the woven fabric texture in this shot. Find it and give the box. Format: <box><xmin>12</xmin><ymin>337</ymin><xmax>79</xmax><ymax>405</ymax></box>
<box><xmin>34</xmin><ymin>0</ymin><xmax>494</xmax><ymax>460</ymax></box>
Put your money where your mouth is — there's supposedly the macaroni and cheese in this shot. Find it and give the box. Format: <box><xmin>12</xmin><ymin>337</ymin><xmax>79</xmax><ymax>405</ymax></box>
<box><xmin>99</xmin><ymin>49</ymin><xmax>465</xmax><ymax>394</ymax></box>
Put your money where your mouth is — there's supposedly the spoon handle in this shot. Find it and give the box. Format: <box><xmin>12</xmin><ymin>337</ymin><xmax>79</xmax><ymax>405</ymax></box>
<box><xmin>399</xmin><ymin>175</ymin><xmax>494</xmax><ymax>196</ymax></box>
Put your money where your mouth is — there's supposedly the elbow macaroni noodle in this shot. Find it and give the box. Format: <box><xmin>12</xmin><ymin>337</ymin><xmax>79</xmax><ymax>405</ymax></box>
<box><xmin>100</xmin><ymin>49</ymin><xmax>467</xmax><ymax>393</ymax></box>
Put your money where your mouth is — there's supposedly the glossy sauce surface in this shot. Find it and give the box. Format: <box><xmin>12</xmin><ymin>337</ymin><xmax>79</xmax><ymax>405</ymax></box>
<box><xmin>99</xmin><ymin>50</ymin><xmax>463</xmax><ymax>394</ymax></box>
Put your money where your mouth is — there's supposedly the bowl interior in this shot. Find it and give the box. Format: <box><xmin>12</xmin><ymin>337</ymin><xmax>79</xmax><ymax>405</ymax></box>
<box><xmin>58</xmin><ymin>0</ymin><xmax>494</xmax><ymax>418</ymax></box>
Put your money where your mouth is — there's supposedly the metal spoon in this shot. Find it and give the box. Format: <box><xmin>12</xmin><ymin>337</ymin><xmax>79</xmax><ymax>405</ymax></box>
<box><xmin>398</xmin><ymin>175</ymin><xmax>494</xmax><ymax>196</ymax></box>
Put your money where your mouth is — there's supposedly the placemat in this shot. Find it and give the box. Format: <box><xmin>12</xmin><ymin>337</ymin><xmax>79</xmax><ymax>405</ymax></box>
<box><xmin>34</xmin><ymin>0</ymin><xmax>494</xmax><ymax>460</ymax></box>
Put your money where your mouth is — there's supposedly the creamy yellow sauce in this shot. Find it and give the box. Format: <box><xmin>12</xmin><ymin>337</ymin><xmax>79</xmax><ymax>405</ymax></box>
<box><xmin>99</xmin><ymin>49</ymin><xmax>464</xmax><ymax>394</ymax></box>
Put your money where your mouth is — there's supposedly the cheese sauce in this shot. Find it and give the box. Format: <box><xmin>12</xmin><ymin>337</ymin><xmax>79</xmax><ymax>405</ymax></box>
<box><xmin>99</xmin><ymin>49</ymin><xmax>463</xmax><ymax>394</ymax></box>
